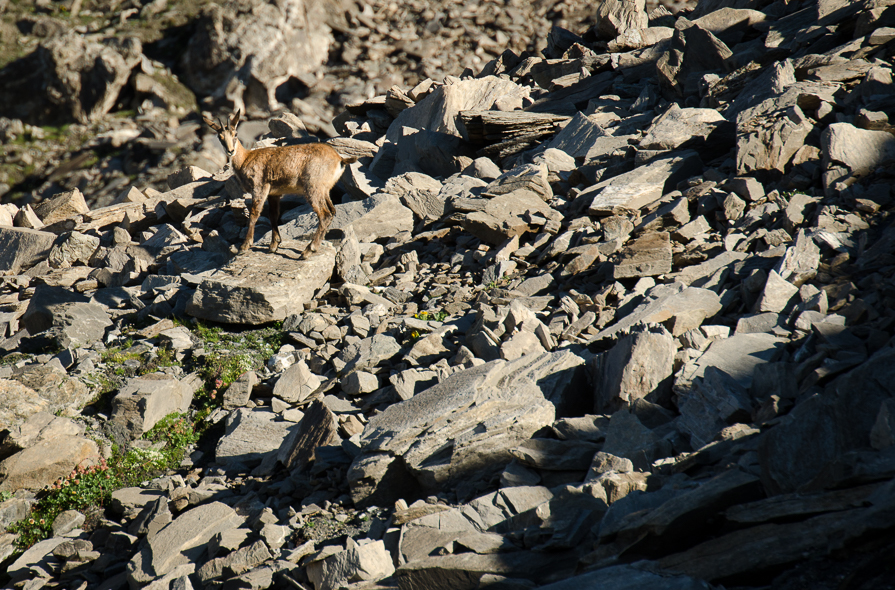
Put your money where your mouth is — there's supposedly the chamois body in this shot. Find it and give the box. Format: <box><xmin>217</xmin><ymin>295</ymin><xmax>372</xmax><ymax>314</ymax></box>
<box><xmin>203</xmin><ymin>110</ymin><xmax>354</xmax><ymax>258</ymax></box>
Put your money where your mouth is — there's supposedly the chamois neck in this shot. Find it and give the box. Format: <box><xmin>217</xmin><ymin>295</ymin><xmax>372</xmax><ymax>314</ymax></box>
<box><xmin>230</xmin><ymin>138</ymin><xmax>249</xmax><ymax>168</ymax></box>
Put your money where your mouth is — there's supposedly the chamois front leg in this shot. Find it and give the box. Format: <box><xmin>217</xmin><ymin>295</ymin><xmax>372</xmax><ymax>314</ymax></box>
<box><xmin>268</xmin><ymin>195</ymin><xmax>282</xmax><ymax>253</ymax></box>
<box><xmin>240</xmin><ymin>183</ymin><xmax>271</xmax><ymax>254</ymax></box>
<box><xmin>303</xmin><ymin>189</ymin><xmax>336</xmax><ymax>259</ymax></box>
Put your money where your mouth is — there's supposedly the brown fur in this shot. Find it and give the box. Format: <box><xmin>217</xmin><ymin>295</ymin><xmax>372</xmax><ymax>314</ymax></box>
<box><xmin>203</xmin><ymin>110</ymin><xmax>356</xmax><ymax>258</ymax></box>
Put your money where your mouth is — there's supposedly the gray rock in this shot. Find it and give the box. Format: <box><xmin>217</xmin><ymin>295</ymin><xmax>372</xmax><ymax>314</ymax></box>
<box><xmin>111</xmin><ymin>487</ymin><xmax>167</xmax><ymax>520</ymax></box>
<box><xmin>181</xmin><ymin>0</ymin><xmax>333</xmax><ymax>112</ymax></box>
<box><xmin>0</xmin><ymin>373</ymin><xmax>92</xmax><ymax>438</ymax></box>
<box><xmin>395</xmin><ymin>550</ymin><xmax>575</xmax><ymax>590</ymax></box>
<box><xmin>198</xmin><ymin>540</ymin><xmax>272</xmax><ymax>583</ymax></box>
<box><xmin>612</xmin><ymin>469</ymin><xmax>762</xmax><ymax>548</ymax></box>
<box><xmin>334</xmin><ymin>334</ymin><xmax>402</xmax><ymax>376</ymax></box>
<box><xmin>51</xmin><ymin>509</ymin><xmax>85</xmax><ymax>537</ymax></box>
<box><xmin>275</xmin><ymin>193</ymin><xmax>413</xmax><ymax>244</ymax></box>
<box><xmin>546</xmin><ymin>112</ymin><xmax>607</xmax><ymax>158</ymax></box>
<box><xmin>725</xmin><ymin>177</ymin><xmax>765</xmax><ymax>202</ymax></box>
<box><xmin>773</xmin><ymin>229</ymin><xmax>819</xmax><ymax>286</ymax></box>
<box><xmin>613</xmin><ymin>232</ymin><xmax>672</xmax><ymax>279</ymax></box>
<box><xmin>601</xmin><ymin>410</ymin><xmax>671</xmax><ymax>471</ymax></box>
<box><xmin>0</xmin><ymin>31</ymin><xmax>139</xmax><ymax>124</ymax></box>
<box><xmin>0</xmin><ymin>412</ymin><xmax>83</xmax><ymax>461</ymax></box>
<box><xmin>221</xmin><ymin>370</ymin><xmax>255</xmax><ymax>410</ymax></box>
<box><xmin>307</xmin><ymin>539</ymin><xmax>395</xmax><ymax>590</ymax></box>
<box><xmin>215</xmin><ymin>409</ymin><xmax>295</xmax><ymax>468</ymax></box>
<box><xmin>532</xmin><ymin>564</ymin><xmax>713</xmax><ymax>590</ymax></box>
<box><xmin>736</xmin><ymin>102</ymin><xmax>813</xmax><ymax>176</ymax></box>
<box><xmin>279</xmin><ymin>400</ymin><xmax>340</xmax><ymax>472</ymax></box>
<box><xmin>6</xmin><ymin>537</ymin><xmax>68</xmax><ymax>581</ymax></box>
<box><xmin>753</xmin><ymin>270</ymin><xmax>799</xmax><ymax>313</ymax></box>
<box><xmin>584</xmin><ymin>151</ymin><xmax>702</xmax><ymax>215</ymax></box>
<box><xmin>47</xmin><ymin>231</ymin><xmax>100</xmax><ymax>269</ymax></box>
<box><xmin>0</xmin><ymin>227</ymin><xmax>56</xmax><ymax>274</ymax></box>
<box><xmin>677</xmin><ymin>366</ymin><xmax>754</xmax><ymax>449</ymax></box>
<box><xmin>589</xmin><ymin>284</ymin><xmax>722</xmax><ymax>344</ymax></box>
<box><xmin>676</xmin><ymin>332</ymin><xmax>786</xmax><ymax>392</ymax></box>
<box><xmin>639</xmin><ymin>105</ymin><xmax>726</xmax><ymax>152</ymax></box>
<box><xmin>822</xmin><ymin>122</ymin><xmax>895</xmax><ymax>189</ymax></box>
<box><xmin>0</xmin><ymin>497</ymin><xmax>30</xmax><ymax>530</ymax></box>
<box><xmin>594</xmin><ymin>324</ymin><xmax>676</xmax><ymax>413</ymax></box>
<box><xmin>349</xmin><ymin>351</ymin><xmax>585</xmax><ymax>505</ymax></box>
<box><xmin>657</xmin><ymin>22</ymin><xmax>732</xmax><ymax>98</ymax></box>
<box><xmin>735</xmin><ymin>313</ymin><xmax>783</xmax><ymax>334</ymax></box>
<box><xmin>126</xmin><ymin>502</ymin><xmax>242</xmax><ymax>585</ymax></box>
<box><xmin>0</xmin><ymin>435</ymin><xmax>99</xmax><ymax>492</ymax></box>
<box><xmin>463</xmin><ymin>157</ymin><xmax>502</xmax><ymax>181</ymax></box>
<box><xmin>128</xmin><ymin>497</ymin><xmax>172</xmax><ymax>538</ymax></box>
<box><xmin>335</xmin><ymin>225</ymin><xmax>366</xmax><ymax>285</ymax></box>
<box><xmin>111</xmin><ymin>373</ymin><xmax>199</xmax><ymax>440</ymax></box>
<box><xmin>389</xmin><ymin>76</ymin><xmax>529</xmax><ymax>144</ymax></box>
<box><xmin>760</xmin><ymin>346</ymin><xmax>895</xmax><ymax>494</ymax></box>
<box><xmin>593</xmin><ymin>0</ymin><xmax>648</xmax><ymax>40</ymax></box>
<box><xmin>463</xmin><ymin>189</ymin><xmax>558</xmax><ymax>246</ymax></box>
<box><xmin>486</xmin><ymin>162</ymin><xmax>552</xmax><ymax>201</ymax></box>
<box><xmin>186</xmin><ymin>240</ymin><xmax>335</xmax><ymax>325</ymax></box>
<box><xmin>509</xmin><ymin>438</ymin><xmax>600</xmax><ymax>471</ymax></box>
<box><xmin>726</xmin><ymin>59</ymin><xmax>796</xmax><ymax>121</ymax></box>
<box><xmin>871</xmin><ymin>400</ymin><xmax>895</xmax><ymax>451</ymax></box>
<box><xmin>272</xmin><ymin>361</ymin><xmax>321</xmax><ymax>404</ymax></box>
<box><xmin>342</xmin><ymin>371</ymin><xmax>379</xmax><ymax>395</ymax></box>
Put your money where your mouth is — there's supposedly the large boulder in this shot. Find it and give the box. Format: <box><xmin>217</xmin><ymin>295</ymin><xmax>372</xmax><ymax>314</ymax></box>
<box><xmin>0</xmin><ymin>32</ymin><xmax>141</xmax><ymax>124</ymax></box>
<box><xmin>180</xmin><ymin>0</ymin><xmax>342</xmax><ymax>112</ymax></box>
<box><xmin>348</xmin><ymin>351</ymin><xmax>587</xmax><ymax>507</ymax></box>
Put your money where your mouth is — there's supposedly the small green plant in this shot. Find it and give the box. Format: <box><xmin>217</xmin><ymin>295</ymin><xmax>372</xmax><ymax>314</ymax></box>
<box><xmin>0</xmin><ymin>353</ymin><xmax>29</xmax><ymax>366</ymax></box>
<box><xmin>9</xmin><ymin>459</ymin><xmax>119</xmax><ymax>548</ymax></box>
<box><xmin>7</xmin><ymin>412</ymin><xmax>201</xmax><ymax>549</ymax></box>
<box><xmin>0</xmin><ymin>491</ymin><xmax>13</xmax><ymax>502</ymax></box>
<box><xmin>415</xmin><ymin>310</ymin><xmax>448</xmax><ymax>322</ymax></box>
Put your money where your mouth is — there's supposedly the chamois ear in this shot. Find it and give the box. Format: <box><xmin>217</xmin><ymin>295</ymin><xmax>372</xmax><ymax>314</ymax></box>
<box><xmin>202</xmin><ymin>114</ymin><xmax>222</xmax><ymax>131</ymax></box>
<box><xmin>229</xmin><ymin>109</ymin><xmax>242</xmax><ymax>129</ymax></box>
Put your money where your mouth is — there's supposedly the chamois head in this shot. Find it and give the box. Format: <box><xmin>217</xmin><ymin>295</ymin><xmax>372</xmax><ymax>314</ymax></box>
<box><xmin>202</xmin><ymin>109</ymin><xmax>242</xmax><ymax>157</ymax></box>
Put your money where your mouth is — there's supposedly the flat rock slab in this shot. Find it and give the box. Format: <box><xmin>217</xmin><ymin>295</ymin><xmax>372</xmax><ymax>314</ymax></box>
<box><xmin>584</xmin><ymin>150</ymin><xmax>702</xmax><ymax>215</ymax></box>
<box><xmin>215</xmin><ymin>409</ymin><xmax>295</xmax><ymax>468</ymax></box>
<box><xmin>111</xmin><ymin>373</ymin><xmax>200</xmax><ymax>439</ymax></box>
<box><xmin>0</xmin><ymin>370</ymin><xmax>92</xmax><ymax>433</ymax></box>
<box><xmin>0</xmin><ymin>380</ymin><xmax>50</xmax><ymax>433</ymax></box>
<box><xmin>462</xmin><ymin>189</ymin><xmax>559</xmax><ymax>245</ymax></box>
<box><xmin>279</xmin><ymin>400</ymin><xmax>340</xmax><ymax>472</ymax></box>
<box><xmin>127</xmin><ymin>501</ymin><xmax>243</xmax><ymax>584</ymax></box>
<box><xmin>588</xmin><ymin>284</ymin><xmax>722</xmax><ymax>344</ymax></box>
<box><xmin>0</xmin><ymin>227</ymin><xmax>56</xmax><ymax>274</ymax></box>
<box><xmin>396</xmin><ymin>550</ymin><xmax>577</xmax><ymax>590</ymax></box>
<box><xmin>389</xmin><ymin>75</ymin><xmax>530</xmax><ymax>144</ymax></box>
<box><xmin>0</xmin><ymin>435</ymin><xmax>99</xmax><ymax>492</ymax></box>
<box><xmin>186</xmin><ymin>240</ymin><xmax>335</xmax><ymax>324</ymax></box>
<box><xmin>349</xmin><ymin>351</ymin><xmax>585</xmax><ymax>504</ymax></box>
<box><xmin>276</xmin><ymin>193</ymin><xmax>413</xmax><ymax>243</ymax></box>
<box><xmin>822</xmin><ymin>122</ymin><xmax>895</xmax><ymax>178</ymax></box>
<box><xmin>533</xmin><ymin>563</ymin><xmax>714</xmax><ymax>590</ymax></box>
<box><xmin>639</xmin><ymin>105</ymin><xmax>726</xmax><ymax>151</ymax></box>
<box><xmin>612</xmin><ymin>231</ymin><xmax>672</xmax><ymax>279</ymax></box>
<box><xmin>677</xmin><ymin>332</ymin><xmax>787</xmax><ymax>390</ymax></box>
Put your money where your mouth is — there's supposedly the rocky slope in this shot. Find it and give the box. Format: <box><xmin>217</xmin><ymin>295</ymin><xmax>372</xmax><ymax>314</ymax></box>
<box><xmin>2</xmin><ymin>0</ymin><xmax>895</xmax><ymax>589</ymax></box>
<box><xmin>0</xmin><ymin>0</ymin><xmax>684</xmax><ymax>207</ymax></box>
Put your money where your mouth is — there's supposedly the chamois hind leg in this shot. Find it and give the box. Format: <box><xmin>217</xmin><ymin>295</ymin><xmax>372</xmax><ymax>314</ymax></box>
<box><xmin>239</xmin><ymin>183</ymin><xmax>271</xmax><ymax>254</ymax></box>
<box><xmin>268</xmin><ymin>195</ymin><xmax>282</xmax><ymax>253</ymax></box>
<box><xmin>302</xmin><ymin>189</ymin><xmax>335</xmax><ymax>259</ymax></box>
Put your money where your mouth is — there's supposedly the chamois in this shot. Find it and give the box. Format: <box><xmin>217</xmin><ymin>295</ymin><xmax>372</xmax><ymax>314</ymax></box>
<box><xmin>203</xmin><ymin>110</ymin><xmax>356</xmax><ymax>258</ymax></box>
